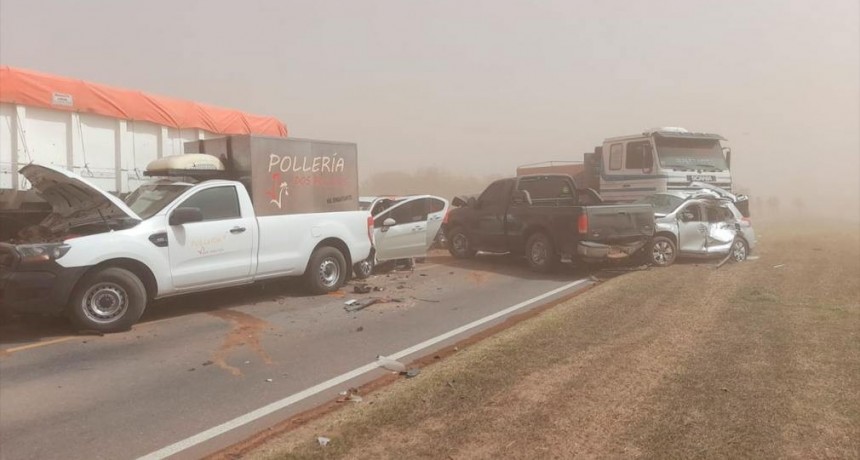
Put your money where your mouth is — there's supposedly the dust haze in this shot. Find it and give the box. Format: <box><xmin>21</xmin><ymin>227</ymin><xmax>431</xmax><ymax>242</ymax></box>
<box><xmin>1</xmin><ymin>0</ymin><xmax>857</xmax><ymax>221</ymax></box>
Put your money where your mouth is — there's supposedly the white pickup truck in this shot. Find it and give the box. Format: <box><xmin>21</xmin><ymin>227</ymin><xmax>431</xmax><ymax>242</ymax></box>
<box><xmin>0</xmin><ymin>163</ymin><xmax>373</xmax><ymax>332</ymax></box>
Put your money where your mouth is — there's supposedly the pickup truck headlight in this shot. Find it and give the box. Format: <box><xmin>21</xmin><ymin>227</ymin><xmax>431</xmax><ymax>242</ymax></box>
<box><xmin>16</xmin><ymin>243</ymin><xmax>71</xmax><ymax>264</ymax></box>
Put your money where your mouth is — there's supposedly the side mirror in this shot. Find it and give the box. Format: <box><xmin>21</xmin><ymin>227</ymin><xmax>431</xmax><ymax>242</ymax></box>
<box><xmin>169</xmin><ymin>207</ymin><xmax>203</xmax><ymax>226</ymax></box>
<box><xmin>511</xmin><ymin>190</ymin><xmax>532</xmax><ymax>205</ymax></box>
<box><xmin>679</xmin><ymin>211</ymin><xmax>694</xmax><ymax>222</ymax></box>
<box><xmin>723</xmin><ymin>147</ymin><xmax>732</xmax><ymax>168</ymax></box>
<box><xmin>383</xmin><ymin>217</ymin><xmax>397</xmax><ymax>227</ymax></box>
<box><xmin>468</xmin><ymin>197</ymin><xmax>479</xmax><ymax>208</ymax></box>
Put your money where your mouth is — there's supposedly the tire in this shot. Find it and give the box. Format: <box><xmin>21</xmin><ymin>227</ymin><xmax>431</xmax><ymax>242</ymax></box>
<box><xmin>525</xmin><ymin>232</ymin><xmax>560</xmax><ymax>273</ymax></box>
<box><xmin>730</xmin><ymin>238</ymin><xmax>749</xmax><ymax>262</ymax></box>
<box><xmin>649</xmin><ymin>236</ymin><xmax>677</xmax><ymax>267</ymax></box>
<box><xmin>353</xmin><ymin>257</ymin><xmax>375</xmax><ymax>279</ymax></box>
<box><xmin>305</xmin><ymin>246</ymin><xmax>347</xmax><ymax>294</ymax></box>
<box><xmin>447</xmin><ymin>227</ymin><xmax>477</xmax><ymax>259</ymax></box>
<box><xmin>68</xmin><ymin>267</ymin><xmax>147</xmax><ymax>333</ymax></box>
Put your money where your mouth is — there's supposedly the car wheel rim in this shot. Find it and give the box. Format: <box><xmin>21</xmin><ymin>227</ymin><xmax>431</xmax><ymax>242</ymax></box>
<box><xmin>652</xmin><ymin>241</ymin><xmax>673</xmax><ymax>265</ymax></box>
<box><xmin>732</xmin><ymin>241</ymin><xmax>747</xmax><ymax>261</ymax></box>
<box><xmin>530</xmin><ymin>240</ymin><xmax>547</xmax><ymax>265</ymax></box>
<box><xmin>82</xmin><ymin>283</ymin><xmax>129</xmax><ymax>324</ymax></box>
<box><xmin>358</xmin><ymin>259</ymin><xmax>373</xmax><ymax>276</ymax></box>
<box><xmin>452</xmin><ymin>234</ymin><xmax>467</xmax><ymax>254</ymax></box>
<box><xmin>319</xmin><ymin>258</ymin><xmax>340</xmax><ymax>287</ymax></box>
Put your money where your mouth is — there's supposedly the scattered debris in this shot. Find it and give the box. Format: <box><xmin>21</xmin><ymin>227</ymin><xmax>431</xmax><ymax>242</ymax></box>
<box><xmin>405</xmin><ymin>368</ymin><xmax>421</xmax><ymax>378</ymax></box>
<box><xmin>747</xmin><ymin>255</ymin><xmax>760</xmax><ymax>260</ymax></box>
<box><xmin>244</xmin><ymin>360</ymin><xmax>251</xmax><ymax>365</ymax></box>
<box><xmin>446</xmin><ymin>380</ymin><xmax>456</xmax><ymax>388</ymax></box>
<box><xmin>377</xmin><ymin>355</ymin><xmax>407</xmax><ymax>372</ymax></box>
<box><xmin>344</xmin><ymin>298</ymin><xmax>379</xmax><ymax>312</ymax></box>
<box><xmin>715</xmin><ymin>251</ymin><xmax>734</xmax><ymax>269</ymax></box>
<box><xmin>344</xmin><ymin>297</ymin><xmax>406</xmax><ymax>313</ymax></box>
<box><xmin>188</xmin><ymin>368</ymin><xmax>196</xmax><ymax>372</ymax></box>
<box><xmin>353</xmin><ymin>284</ymin><xmax>373</xmax><ymax>294</ymax></box>
<box><xmin>419</xmin><ymin>273</ymin><xmax>427</xmax><ymax>277</ymax></box>
<box><xmin>414</xmin><ymin>297</ymin><xmax>440</xmax><ymax>303</ymax></box>
<box><xmin>265</xmin><ymin>378</ymin><xmax>273</xmax><ymax>382</ymax></box>
<box><xmin>373</xmin><ymin>286</ymin><xmax>385</xmax><ymax>292</ymax></box>
<box><xmin>317</xmin><ymin>436</ymin><xmax>331</xmax><ymax>447</ymax></box>
<box><xmin>773</xmin><ymin>264</ymin><xmax>785</xmax><ymax>269</ymax></box>
<box><xmin>356</xmin><ymin>326</ymin><xmax>364</xmax><ymax>332</ymax></box>
<box><xmin>202</xmin><ymin>360</ymin><xmax>214</xmax><ymax>366</ymax></box>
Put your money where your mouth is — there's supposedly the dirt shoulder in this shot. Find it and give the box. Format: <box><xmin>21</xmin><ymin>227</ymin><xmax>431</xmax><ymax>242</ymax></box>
<box><xmin>232</xmin><ymin>223</ymin><xmax>859</xmax><ymax>459</ymax></box>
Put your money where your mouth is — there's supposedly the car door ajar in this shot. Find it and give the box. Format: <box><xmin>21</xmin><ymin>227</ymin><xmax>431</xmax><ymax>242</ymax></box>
<box><xmin>470</xmin><ymin>179</ymin><xmax>514</xmax><ymax>252</ymax></box>
<box><xmin>167</xmin><ymin>185</ymin><xmax>254</xmax><ymax>289</ymax></box>
<box><xmin>374</xmin><ymin>198</ymin><xmax>431</xmax><ymax>261</ymax></box>
<box><xmin>676</xmin><ymin>202</ymin><xmax>708</xmax><ymax>254</ymax></box>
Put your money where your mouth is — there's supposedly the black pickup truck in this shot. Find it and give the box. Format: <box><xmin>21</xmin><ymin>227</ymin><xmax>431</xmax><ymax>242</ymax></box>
<box><xmin>444</xmin><ymin>174</ymin><xmax>655</xmax><ymax>271</ymax></box>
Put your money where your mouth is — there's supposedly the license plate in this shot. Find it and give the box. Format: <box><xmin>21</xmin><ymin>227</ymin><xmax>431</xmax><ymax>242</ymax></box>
<box><xmin>688</xmin><ymin>174</ymin><xmax>716</xmax><ymax>182</ymax></box>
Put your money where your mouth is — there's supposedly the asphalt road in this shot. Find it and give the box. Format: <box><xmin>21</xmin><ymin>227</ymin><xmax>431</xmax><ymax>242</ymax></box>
<box><xmin>0</xmin><ymin>252</ymin><xmax>592</xmax><ymax>460</ymax></box>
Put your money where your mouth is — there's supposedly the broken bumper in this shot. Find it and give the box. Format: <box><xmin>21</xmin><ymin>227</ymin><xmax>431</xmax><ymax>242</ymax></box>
<box><xmin>0</xmin><ymin>248</ymin><xmax>88</xmax><ymax>314</ymax></box>
<box><xmin>576</xmin><ymin>240</ymin><xmax>648</xmax><ymax>260</ymax></box>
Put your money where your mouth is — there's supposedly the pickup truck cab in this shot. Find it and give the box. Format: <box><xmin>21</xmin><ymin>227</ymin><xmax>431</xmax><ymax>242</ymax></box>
<box><xmin>0</xmin><ymin>164</ymin><xmax>372</xmax><ymax>332</ymax></box>
<box><xmin>444</xmin><ymin>174</ymin><xmax>655</xmax><ymax>272</ymax></box>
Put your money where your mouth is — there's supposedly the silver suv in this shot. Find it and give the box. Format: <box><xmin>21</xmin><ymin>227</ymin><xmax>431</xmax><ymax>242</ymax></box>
<box><xmin>636</xmin><ymin>186</ymin><xmax>756</xmax><ymax>267</ymax></box>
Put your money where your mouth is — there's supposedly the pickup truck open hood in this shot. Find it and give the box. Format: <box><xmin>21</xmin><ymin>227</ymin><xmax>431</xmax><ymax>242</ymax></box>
<box><xmin>20</xmin><ymin>164</ymin><xmax>142</xmax><ymax>226</ymax></box>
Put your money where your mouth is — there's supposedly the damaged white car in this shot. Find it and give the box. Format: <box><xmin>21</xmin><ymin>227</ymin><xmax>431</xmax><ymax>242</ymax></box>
<box><xmin>636</xmin><ymin>184</ymin><xmax>756</xmax><ymax>267</ymax></box>
<box><xmin>353</xmin><ymin>195</ymin><xmax>449</xmax><ymax>278</ymax></box>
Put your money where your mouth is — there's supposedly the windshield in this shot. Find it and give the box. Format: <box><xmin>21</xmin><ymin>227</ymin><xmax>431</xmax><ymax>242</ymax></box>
<box><xmin>124</xmin><ymin>183</ymin><xmax>192</xmax><ymax>219</ymax></box>
<box><xmin>654</xmin><ymin>137</ymin><xmax>728</xmax><ymax>171</ymax></box>
<box><xmin>635</xmin><ymin>194</ymin><xmax>686</xmax><ymax>216</ymax></box>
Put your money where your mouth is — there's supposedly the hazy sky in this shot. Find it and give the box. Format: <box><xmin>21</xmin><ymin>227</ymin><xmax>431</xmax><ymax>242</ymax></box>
<box><xmin>1</xmin><ymin>0</ymin><xmax>858</xmax><ymax>212</ymax></box>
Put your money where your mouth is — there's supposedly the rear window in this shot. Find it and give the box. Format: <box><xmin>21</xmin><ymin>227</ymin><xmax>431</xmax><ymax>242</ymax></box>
<box><xmin>517</xmin><ymin>176</ymin><xmax>574</xmax><ymax>201</ymax></box>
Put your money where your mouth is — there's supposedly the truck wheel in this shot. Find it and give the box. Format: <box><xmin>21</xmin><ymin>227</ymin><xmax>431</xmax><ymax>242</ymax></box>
<box><xmin>650</xmin><ymin>236</ymin><xmax>677</xmax><ymax>267</ymax></box>
<box><xmin>306</xmin><ymin>246</ymin><xmax>347</xmax><ymax>294</ymax></box>
<box><xmin>68</xmin><ymin>267</ymin><xmax>147</xmax><ymax>333</ymax></box>
<box><xmin>448</xmin><ymin>227</ymin><xmax>476</xmax><ymax>259</ymax></box>
<box><xmin>353</xmin><ymin>257</ymin><xmax>375</xmax><ymax>279</ymax></box>
<box><xmin>525</xmin><ymin>233</ymin><xmax>560</xmax><ymax>273</ymax></box>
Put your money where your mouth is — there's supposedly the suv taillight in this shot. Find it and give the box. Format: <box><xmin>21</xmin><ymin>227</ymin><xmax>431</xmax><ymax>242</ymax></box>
<box><xmin>578</xmin><ymin>214</ymin><xmax>589</xmax><ymax>234</ymax></box>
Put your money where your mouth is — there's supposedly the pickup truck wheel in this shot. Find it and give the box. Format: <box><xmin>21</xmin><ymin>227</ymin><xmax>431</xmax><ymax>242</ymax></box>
<box><xmin>306</xmin><ymin>247</ymin><xmax>347</xmax><ymax>294</ymax></box>
<box><xmin>68</xmin><ymin>267</ymin><xmax>146</xmax><ymax>333</ymax></box>
<box><xmin>525</xmin><ymin>233</ymin><xmax>560</xmax><ymax>272</ymax></box>
<box><xmin>650</xmin><ymin>236</ymin><xmax>677</xmax><ymax>267</ymax></box>
<box><xmin>448</xmin><ymin>227</ymin><xmax>476</xmax><ymax>259</ymax></box>
<box><xmin>353</xmin><ymin>257</ymin><xmax>375</xmax><ymax>279</ymax></box>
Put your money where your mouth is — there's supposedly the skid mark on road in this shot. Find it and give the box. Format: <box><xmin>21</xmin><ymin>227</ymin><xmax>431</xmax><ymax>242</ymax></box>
<box><xmin>208</xmin><ymin>310</ymin><xmax>274</xmax><ymax>376</ymax></box>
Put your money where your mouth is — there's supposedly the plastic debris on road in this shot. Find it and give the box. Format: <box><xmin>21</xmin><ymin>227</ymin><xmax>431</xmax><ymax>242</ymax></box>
<box><xmin>317</xmin><ymin>436</ymin><xmax>331</xmax><ymax>447</ymax></box>
<box><xmin>377</xmin><ymin>355</ymin><xmax>407</xmax><ymax>373</ymax></box>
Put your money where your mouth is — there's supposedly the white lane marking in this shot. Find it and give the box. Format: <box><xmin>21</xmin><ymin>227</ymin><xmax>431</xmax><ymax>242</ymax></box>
<box><xmin>138</xmin><ymin>279</ymin><xmax>589</xmax><ymax>460</ymax></box>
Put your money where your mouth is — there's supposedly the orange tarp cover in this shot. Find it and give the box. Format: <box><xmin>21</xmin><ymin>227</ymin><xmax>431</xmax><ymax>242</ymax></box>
<box><xmin>0</xmin><ymin>66</ymin><xmax>287</xmax><ymax>137</ymax></box>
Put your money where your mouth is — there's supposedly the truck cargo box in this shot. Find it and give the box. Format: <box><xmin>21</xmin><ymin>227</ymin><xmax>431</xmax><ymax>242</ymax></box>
<box><xmin>185</xmin><ymin>135</ymin><xmax>359</xmax><ymax>216</ymax></box>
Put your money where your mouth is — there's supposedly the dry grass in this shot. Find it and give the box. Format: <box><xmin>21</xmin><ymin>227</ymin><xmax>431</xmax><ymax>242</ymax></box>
<box><xmin>244</xmin><ymin>223</ymin><xmax>860</xmax><ymax>460</ymax></box>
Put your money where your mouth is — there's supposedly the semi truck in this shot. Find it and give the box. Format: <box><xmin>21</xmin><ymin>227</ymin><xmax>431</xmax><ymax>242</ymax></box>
<box><xmin>517</xmin><ymin>127</ymin><xmax>734</xmax><ymax>203</ymax></box>
<box><xmin>0</xmin><ymin>66</ymin><xmax>287</xmax><ymax>240</ymax></box>
<box><xmin>0</xmin><ymin>135</ymin><xmax>373</xmax><ymax>332</ymax></box>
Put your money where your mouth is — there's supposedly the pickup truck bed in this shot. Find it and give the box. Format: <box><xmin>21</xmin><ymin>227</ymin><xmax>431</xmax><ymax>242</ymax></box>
<box><xmin>445</xmin><ymin>174</ymin><xmax>654</xmax><ymax>271</ymax></box>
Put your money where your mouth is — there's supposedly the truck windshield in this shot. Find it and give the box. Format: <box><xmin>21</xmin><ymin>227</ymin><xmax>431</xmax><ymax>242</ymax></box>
<box><xmin>635</xmin><ymin>194</ymin><xmax>685</xmax><ymax>216</ymax></box>
<box><xmin>654</xmin><ymin>137</ymin><xmax>728</xmax><ymax>171</ymax></box>
<box><xmin>124</xmin><ymin>183</ymin><xmax>192</xmax><ymax>219</ymax></box>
